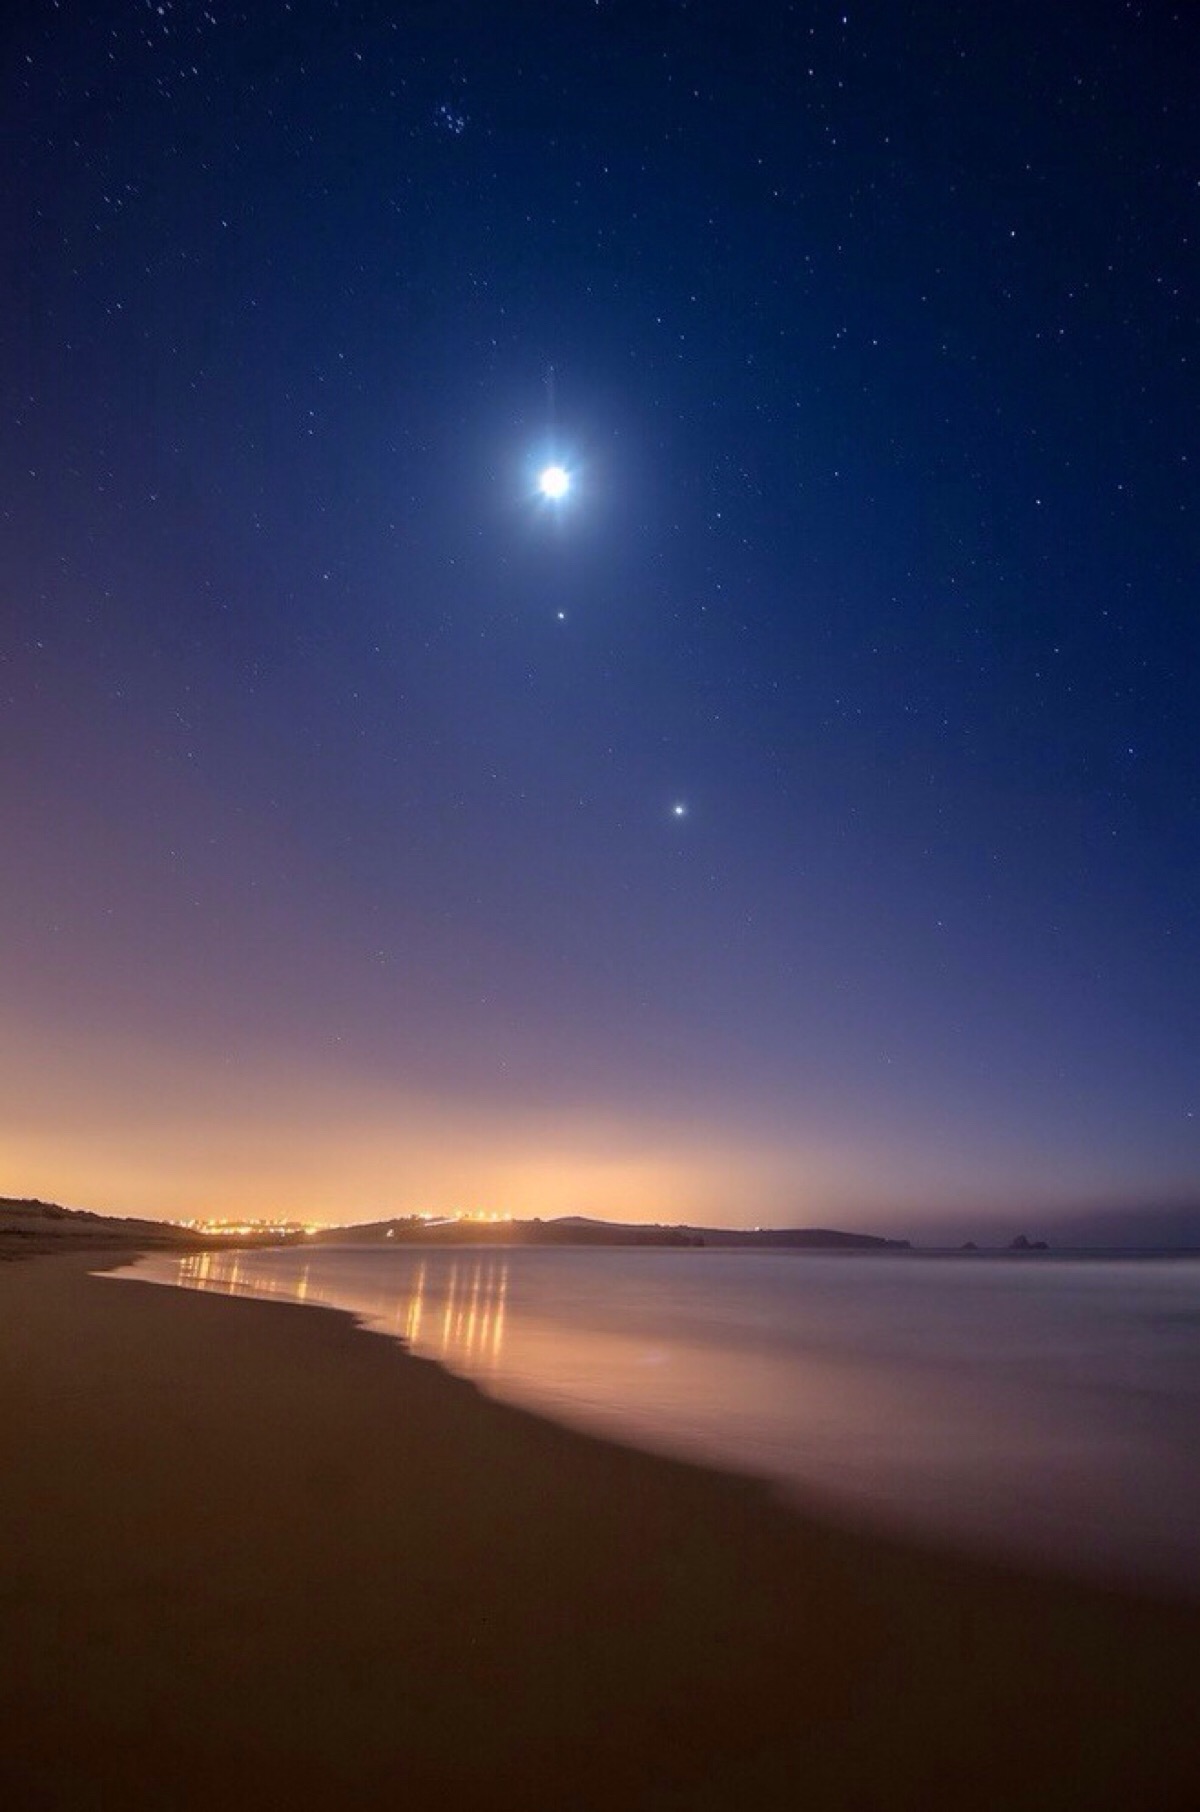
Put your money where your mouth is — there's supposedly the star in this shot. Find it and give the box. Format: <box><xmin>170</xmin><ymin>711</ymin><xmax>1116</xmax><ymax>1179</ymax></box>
<box><xmin>538</xmin><ymin>464</ymin><xmax>570</xmax><ymax>500</ymax></box>
<box><xmin>671</xmin><ymin>802</ymin><xmax>687</xmax><ymax>818</ymax></box>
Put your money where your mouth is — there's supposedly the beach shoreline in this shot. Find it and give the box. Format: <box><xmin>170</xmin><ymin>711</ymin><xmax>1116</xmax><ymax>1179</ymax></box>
<box><xmin>3</xmin><ymin>1251</ymin><xmax>1199</xmax><ymax>1810</ymax></box>
<box><xmin>117</xmin><ymin>1239</ymin><xmax>1200</xmax><ymax>1602</ymax></box>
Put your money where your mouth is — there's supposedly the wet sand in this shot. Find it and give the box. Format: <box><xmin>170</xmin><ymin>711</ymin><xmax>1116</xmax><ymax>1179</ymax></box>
<box><xmin>2</xmin><ymin>1253</ymin><xmax>1198</xmax><ymax>1810</ymax></box>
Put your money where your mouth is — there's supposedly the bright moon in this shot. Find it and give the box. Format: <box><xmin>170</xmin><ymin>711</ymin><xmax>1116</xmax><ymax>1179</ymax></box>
<box><xmin>539</xmin><ymin>464</ymin><xmax>570</xmax><ymax>500</ymax></box>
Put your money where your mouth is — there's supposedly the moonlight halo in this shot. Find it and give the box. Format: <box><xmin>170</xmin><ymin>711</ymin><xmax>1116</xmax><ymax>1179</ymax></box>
<box><xmin>538</xmin><ymin>464</ymin><xmax>570</xmax><ymax>500</ymax></box>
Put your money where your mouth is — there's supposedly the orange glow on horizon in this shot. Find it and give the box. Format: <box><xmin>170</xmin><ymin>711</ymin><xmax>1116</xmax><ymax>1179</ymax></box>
<box><xmin>1</xmin><ymin>1009</ymin><xmax>1148</xmax><ymax>1235</ymax></box>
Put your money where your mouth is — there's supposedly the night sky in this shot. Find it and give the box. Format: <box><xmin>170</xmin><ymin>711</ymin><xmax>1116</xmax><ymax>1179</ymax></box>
<box><xmin>3</xmin><ymin>1</ymin><xmax>1196</xmax><ymax>1234</ymax></box>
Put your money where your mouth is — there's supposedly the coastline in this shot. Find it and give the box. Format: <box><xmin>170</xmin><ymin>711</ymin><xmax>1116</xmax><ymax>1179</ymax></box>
<box><xmin>3</xmin><ymin>1252</ymin><xmax>1199</xmax><ymax>1809</ymax></box>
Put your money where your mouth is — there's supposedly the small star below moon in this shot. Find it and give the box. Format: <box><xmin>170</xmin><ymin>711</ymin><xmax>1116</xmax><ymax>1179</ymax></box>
<box><xmin>556</xmin><ymin>610</ymin><xmax>566</xmax><ymax>620</ymax></box>
<box><xmin>538</xmin><ymin>464</ymin><xmax>570</xmax><ymax>500</ymax></box>
<box><xmin>671</xmin><ymin>802</ymin><xmax>688</xmax><ymax>818</ymax></box>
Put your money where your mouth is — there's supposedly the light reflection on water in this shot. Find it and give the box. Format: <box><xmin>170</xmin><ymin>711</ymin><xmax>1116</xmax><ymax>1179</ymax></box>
<box><xmin>173</xmin><ymin>1247</ymin><xmax>511</xmax><ymax>1371</ymax></box>
<box><xmin>123</xmin><ymin>1246</ymin><xmax>1200</xmax><ymax>1594</ymax></box>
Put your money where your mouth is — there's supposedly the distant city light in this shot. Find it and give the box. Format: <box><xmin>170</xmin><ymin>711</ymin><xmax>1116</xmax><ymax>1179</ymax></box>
<box><xmin>171</xmin><ymin>1217</ymin><xmax>323</xmax><ymax>1238</ymax></box>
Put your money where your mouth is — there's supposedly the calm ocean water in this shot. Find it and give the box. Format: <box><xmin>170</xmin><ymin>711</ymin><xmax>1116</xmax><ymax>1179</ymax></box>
<box><xmin>119</xmin><ymin>1245</ymin><xmax>1200</xmax><ymax>1594</ymax></box>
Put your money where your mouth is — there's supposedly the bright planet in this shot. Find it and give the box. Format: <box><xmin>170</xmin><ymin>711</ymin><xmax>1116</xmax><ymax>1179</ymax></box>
<box><xmin>538</xmin><ymin>464</ymin><xmax>570</xmax><ymax>499</ymax></box>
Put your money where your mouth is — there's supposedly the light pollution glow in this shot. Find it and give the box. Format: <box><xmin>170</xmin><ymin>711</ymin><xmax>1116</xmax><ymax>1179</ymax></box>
<box><xmin>1</xmin><ymin>1008</ymin><xmax>1182</xmax><ymax>1237</ymax></box>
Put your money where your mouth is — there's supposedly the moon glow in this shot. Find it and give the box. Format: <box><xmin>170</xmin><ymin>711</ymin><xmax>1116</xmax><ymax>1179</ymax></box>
<box><xmin>538</xmin><ymin>464</ymin><xmax>570</xmax><ymax>500</ymax></box>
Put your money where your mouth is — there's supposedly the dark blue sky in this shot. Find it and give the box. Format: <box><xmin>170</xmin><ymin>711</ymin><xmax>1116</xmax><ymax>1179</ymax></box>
<box><xmin>2</xmin><ymin>0</ymin><xmax>1195</xmax><ymax>1232</ymax></box>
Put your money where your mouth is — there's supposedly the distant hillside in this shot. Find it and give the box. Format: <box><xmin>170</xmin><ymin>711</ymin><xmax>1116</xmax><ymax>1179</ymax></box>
<box><xmin>2</xmin><ymin>1197</ymin><xmax>911</xmax><ymax>1261</ymax></box>
<box><xmin>309</xmin><ymin>1216</ymin><xmax>698</xmax><ymax>1249</ymax></box>
<box><xmin>677</xmin><ymin>1224</ymin><xmax>909</xmax><ymax>1250</ymax></box>
<box><xmin>0</xmin><ymin>1196</ymin><xmax>196</xmax><ymax>1258</ymax></box>
<box><xmin>310</xmin><ymin>1215</ymin><xmax>908</xmax><ymax>1251</ymax></box>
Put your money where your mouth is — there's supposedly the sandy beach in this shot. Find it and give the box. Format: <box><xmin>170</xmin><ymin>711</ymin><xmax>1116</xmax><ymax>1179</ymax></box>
<box><xmin>3</xmin><ymin>1253</ymin><xmax>1199</xmax><ymax>1810</ymax></box>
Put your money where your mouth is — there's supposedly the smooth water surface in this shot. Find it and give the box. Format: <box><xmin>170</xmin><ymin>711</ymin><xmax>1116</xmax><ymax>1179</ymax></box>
<box><xmin>119</xmin><ymin>1245</ymin><xmax>1200</xmax><ymax>1593</ymax></box>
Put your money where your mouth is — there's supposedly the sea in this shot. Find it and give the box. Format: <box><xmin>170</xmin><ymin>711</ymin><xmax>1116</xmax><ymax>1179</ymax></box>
<box><xmin>117</xmin><ymin>1244</ymin><xmax>1200</xmax><ymax>1596</ymax></box>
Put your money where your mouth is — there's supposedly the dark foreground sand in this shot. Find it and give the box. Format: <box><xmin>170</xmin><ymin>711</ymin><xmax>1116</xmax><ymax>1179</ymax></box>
<box><xmin>2</xmin><ymin>1255</ymin><xmax>1199</xmax><ymax>1811</ymax></box>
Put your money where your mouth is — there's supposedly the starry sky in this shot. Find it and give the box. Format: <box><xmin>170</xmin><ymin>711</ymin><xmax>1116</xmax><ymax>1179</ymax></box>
<box><xmin>2</xmin><ymin>0</ymin><xmax>1195</xmax><ymax>1236</ymax></box>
